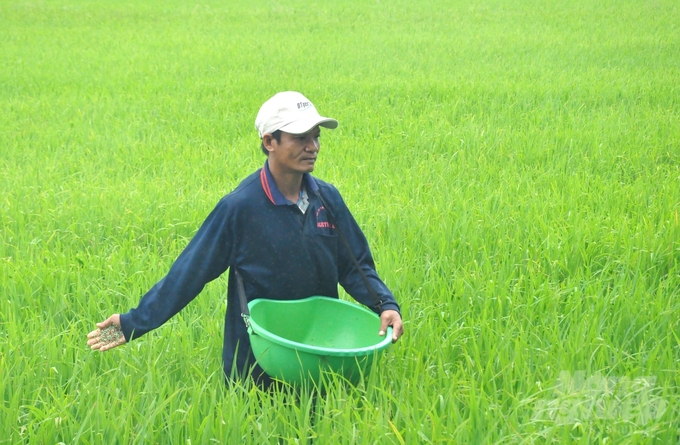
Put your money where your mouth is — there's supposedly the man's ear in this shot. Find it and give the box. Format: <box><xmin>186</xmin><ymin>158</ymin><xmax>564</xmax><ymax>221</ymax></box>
<box><xmin>261</xmin><ymin>134</ymin><xmax>277</xmax><ymax>154</ymax></box>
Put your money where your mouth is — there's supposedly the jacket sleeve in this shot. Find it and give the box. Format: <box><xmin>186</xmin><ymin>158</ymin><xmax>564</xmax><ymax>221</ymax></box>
<box><xmin>327</xmin><ymin>186</ymin><xmax>401</xmax><ymax>315</ymax></box>
<box><xmin>119</xmin><ymin>199</ymin><xmax>234</xmax><ymax>341</ymax></box>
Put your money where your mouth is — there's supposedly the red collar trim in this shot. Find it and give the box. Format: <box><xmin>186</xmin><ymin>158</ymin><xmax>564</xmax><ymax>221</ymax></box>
<box><xmin>260</xmin><ymin>168</ymin><xmax>275</xmax><ymax>204</ymax></box>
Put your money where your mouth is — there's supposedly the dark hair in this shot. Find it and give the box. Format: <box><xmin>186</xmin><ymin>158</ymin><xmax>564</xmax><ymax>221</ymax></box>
<box><xmin>261</xmin><ymin>130</ymin><xmax>282</xmax><ymax>155</ymax></box>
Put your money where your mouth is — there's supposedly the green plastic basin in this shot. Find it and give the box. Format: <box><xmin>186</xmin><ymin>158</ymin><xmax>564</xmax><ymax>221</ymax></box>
<box><xmin>247</xmin><ymin>296</ymin><xmax>392</xmax><ymax>385</ymax></box>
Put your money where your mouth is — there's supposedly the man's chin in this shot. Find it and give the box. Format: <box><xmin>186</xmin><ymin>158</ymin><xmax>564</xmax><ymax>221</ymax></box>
<box><xmin>301</xmin><ymin>162</ymin><xmax>316</xmax><ymax>173</ymax></box>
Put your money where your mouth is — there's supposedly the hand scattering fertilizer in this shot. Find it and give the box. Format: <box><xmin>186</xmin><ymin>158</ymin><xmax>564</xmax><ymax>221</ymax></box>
<box><xmin>99</xmin><ymin>324</ymin><xmax>123</xmax><ymax>346</ymax></box>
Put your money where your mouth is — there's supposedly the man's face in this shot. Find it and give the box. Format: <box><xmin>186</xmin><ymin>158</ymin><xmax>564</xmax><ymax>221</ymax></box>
<box><xmin>268</xmin><ymin>126</ymin><xmax>321</xmax><ymax>174</ymax></box>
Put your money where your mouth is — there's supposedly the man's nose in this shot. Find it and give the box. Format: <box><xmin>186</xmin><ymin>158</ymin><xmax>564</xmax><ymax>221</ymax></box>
<box><xmin>306</xmin><ymin>137</ymin><xmax>320</xmax><ymax>152</ymax></box>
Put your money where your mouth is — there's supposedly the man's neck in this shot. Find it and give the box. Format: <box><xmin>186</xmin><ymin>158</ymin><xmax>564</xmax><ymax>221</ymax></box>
<box><xmin>268</xmin><ymin>161</ymin><xmax>304</xmax><ymax>202</ymax></box>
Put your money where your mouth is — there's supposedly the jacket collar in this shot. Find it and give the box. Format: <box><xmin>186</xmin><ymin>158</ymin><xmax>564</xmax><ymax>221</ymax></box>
<box><xmin>259</xmin><ymin>160</ymin><xmax>319</xmax><ymax>205</ymax></box>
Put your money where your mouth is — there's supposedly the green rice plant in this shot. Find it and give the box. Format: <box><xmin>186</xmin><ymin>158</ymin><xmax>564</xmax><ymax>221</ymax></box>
<box><xmin>1</xmin><ymin>0</ymin><xmax>679</xmax><ymax>443</ymax></box>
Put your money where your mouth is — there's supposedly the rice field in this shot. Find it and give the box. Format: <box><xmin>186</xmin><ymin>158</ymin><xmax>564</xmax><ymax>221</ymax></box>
<box><xmin>1</xmin><ymin>0</ymin><xmax>679</xmax><ymax>443</ymax></box>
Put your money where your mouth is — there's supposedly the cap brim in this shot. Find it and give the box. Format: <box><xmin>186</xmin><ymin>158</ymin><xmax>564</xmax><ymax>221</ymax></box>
<box><xmin>279</xmin><ymin>117</ymin><xmax>338</xmax><ymax>135</ymax></box>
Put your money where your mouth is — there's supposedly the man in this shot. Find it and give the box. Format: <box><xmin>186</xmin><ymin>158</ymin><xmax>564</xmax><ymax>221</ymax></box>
<box><xmin>87</xmin><ymin>91</ymin><xmax>404</xmax><ymax>387</ymax></box>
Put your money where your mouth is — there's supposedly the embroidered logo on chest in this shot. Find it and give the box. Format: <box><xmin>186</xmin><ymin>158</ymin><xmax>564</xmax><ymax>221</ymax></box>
<box><xmin>315</xmin><ymin>206</ymin><xmax>335</xmax><ymax>229</ymax></box>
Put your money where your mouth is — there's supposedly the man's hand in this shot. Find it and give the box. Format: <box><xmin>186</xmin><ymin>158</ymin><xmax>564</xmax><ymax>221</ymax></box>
<box><xmin>379</xmin><ymin>309</ymin><xmax>404</xmax><ymax>343</ymax></box>
<box><xmin>87</xmin><ymin>314</ymin><xmax>127</xmax><ymax>351</ymax></box>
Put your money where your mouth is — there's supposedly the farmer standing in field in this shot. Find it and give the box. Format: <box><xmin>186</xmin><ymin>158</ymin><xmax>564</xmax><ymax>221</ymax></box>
<box><xmin>87</xmin><ymin>91</ymin><xmax>403</xmax><ymax>387</ymax></box>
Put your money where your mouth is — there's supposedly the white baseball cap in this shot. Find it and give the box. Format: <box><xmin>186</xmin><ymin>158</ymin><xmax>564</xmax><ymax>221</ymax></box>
<box><xmin>255</xmin><ymin>91</ymin><xmax>338</xmax><ymax>138</ymax></box>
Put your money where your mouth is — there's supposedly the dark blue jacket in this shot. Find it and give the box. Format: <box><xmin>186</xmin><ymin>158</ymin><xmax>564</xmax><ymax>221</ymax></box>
<box><xmin>119</xmin><ymin>161</ymin><xmax>400</xmax><ymax>381</ymax></box>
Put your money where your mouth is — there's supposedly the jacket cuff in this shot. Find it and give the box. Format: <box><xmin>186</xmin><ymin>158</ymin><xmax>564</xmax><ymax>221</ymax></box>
<box><xmin>379</xmin><ymin>302</ymin><xmax>401</xmax><ymax>315</ymax></box>
<box><xmin>118</xmin><ymin>312</ymin><xmax>134</xmax><ymax>342</ymax></box>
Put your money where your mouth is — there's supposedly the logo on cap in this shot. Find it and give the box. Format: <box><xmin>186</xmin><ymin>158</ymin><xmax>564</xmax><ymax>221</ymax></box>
<box><xmin>297</xmin><ymin>101</ymin><xmax>311</xmax><ymax>110</ymax></box>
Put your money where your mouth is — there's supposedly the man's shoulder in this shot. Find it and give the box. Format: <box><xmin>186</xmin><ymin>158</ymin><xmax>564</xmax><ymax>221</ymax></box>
<box><xmin>311</xmin><ymin>176</ymin><xmax>341</xmax><ymax>197</ymax></box>
<box><xmin>206</xmin><ymin>170</ymin><xmax>263</xmax><ymax>217</ymax></box>
<box><xmin>220</xmin><ymin>169</ymin><xmax>262</xmax><ymax>203</ymax></box>
<box><xmin>310</xmin><ymin>175</ymin><xmax>352</xmax><ymax>214</ymax></box>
